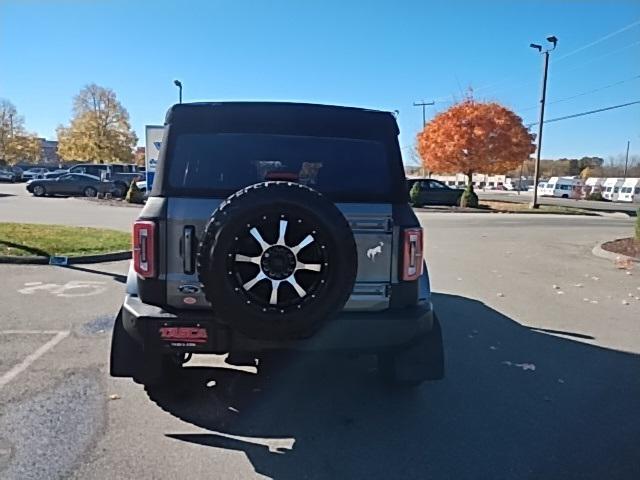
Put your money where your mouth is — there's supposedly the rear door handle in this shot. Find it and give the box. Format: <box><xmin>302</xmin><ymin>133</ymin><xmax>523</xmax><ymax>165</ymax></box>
<box><xmin>183</xmin><ymin>226</ymin><xmax>195</xmax><ymax>274</ymax></box>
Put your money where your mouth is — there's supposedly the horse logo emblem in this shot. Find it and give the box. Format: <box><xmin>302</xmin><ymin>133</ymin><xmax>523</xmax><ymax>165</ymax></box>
<box><xmin>366</xmin><ymin>242</ymin><xmax>384</xmax><ymax>261</ymax></box>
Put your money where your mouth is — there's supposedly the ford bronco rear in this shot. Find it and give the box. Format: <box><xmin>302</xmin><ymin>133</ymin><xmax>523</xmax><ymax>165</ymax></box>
<box><xmin>110</xmin><ymin>102</ymin><xmax>444</xmax><ymax>387</ymax></box>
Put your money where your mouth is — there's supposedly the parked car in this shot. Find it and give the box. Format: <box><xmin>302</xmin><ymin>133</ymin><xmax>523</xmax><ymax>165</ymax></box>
<box><xmin>22</xmin><ymin>167</ymin><xmax>50</xmax><ymax>181</ymax></box>
<box><xmin>68</xmin><ymin>163</ymin><xmax>143</xmax><ymax>196</ymax></box>
<box><xmin>0</xmin><ymin>169</ymin><xmax>17</xmax><ymax>182</ymax></box>
<box><xmin>408</xmin><ymin>178</ymin><xmax>464</xmax><ymax>206</ymax></box>
<box><xmin>43</xmin><ymin>169</ymin><xmax>69</xmax><ymax>180</ymax></box>
<box><xmin>111</xmin><ymin>102</ymin><xmax>445</xmax><ymax>388</ymax></box>
<box><xmin>26</xmin><ymin>173</ymin><xmax>115</xmax><ymax>197</ymax></box>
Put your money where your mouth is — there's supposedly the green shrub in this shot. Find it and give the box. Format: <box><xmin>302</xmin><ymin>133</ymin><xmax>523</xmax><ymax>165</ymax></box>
<box><xmin>125</xmin><ymin>180</ymin><xmax>145</xmax><ymax>204</ymax></box>
<box><xmin>586</xmin><ymin>192</ymin><xmax>605</xmax><ymax>201</ymax></box>
<box><xmin>460</xmin><ymin>184</ymin><xmax>479</xmax><ymax>208</ymax></box>
<box><xmin>636</xmin><ymin>208</ymin><xmax>640</xmax><ymax>241</ymax></box>
<box><xmin>409</xmin><ymin>182</ymin><xmax>422</xmax><ymax>206</ymax></box>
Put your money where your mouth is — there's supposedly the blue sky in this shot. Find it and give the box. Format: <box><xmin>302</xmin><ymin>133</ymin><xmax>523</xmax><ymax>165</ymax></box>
<box><xmin>1</xmin><ymin>0</ymin><xmax>639</xmax><ymax>162</ymax></box>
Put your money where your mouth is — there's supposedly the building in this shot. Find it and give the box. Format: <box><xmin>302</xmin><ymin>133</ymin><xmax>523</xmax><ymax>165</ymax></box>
<box><xmin>39</xmin><ymin>139</ymin><xmax>59</xmax><ymax>165</ymax></box>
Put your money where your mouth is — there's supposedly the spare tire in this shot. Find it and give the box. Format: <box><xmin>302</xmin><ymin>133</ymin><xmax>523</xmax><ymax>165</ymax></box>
<box><xmin>197</xmin><ymin>181</ymin><xmax>357</xmax><ymax>340</ymax></box>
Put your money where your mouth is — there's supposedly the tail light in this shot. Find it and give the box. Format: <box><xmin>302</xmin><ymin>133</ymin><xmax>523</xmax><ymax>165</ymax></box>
<box><xmin>402</xmin><ymin>228</ymin><xmax>423</xmax><ymax>281</ymax></box>
<box><xmin>133</xmin><ymin>220</ymin><xmax>156</xmax><ymax>278</ymax></box>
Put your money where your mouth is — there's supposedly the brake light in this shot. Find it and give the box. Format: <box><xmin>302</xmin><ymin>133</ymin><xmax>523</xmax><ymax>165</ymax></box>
<box><xmin>402</xmin><ymin>228</ymin><xmax>423</xmax><ymax>281</ymax></box>
<box><xmin>133</xmin><ymin>220</ymin><xmax>156</xmax><ymax>278</ymax></box>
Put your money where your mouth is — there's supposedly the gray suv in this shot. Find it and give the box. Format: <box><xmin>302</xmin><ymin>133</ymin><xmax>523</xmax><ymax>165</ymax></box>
<box><xmin>110</xmin><ymin>102</ymin><xmax>444</xmax><ymax>387</ymax></box>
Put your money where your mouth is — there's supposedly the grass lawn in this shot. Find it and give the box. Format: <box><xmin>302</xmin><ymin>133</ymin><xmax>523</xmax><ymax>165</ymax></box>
<box><xmin>480</xmin><ymin>201</ymin><xmax>597</xmax><ymax>216</ymax></box>
<box><xmin>0</xmin><ymin>222</ymin><xmax>131</xmax><ymax>257</ymax></box>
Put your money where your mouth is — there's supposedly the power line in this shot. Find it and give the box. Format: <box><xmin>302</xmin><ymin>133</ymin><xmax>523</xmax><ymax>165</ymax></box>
<box><xmin>527</xmin><ymin>100</ymin><xmax>640</xmax><ymax>127</ymax></box>
<box><xmin>519</xmin><ymin>74</ymin><xmax>640</xmax><ymax>112</ymax></box>
<box><xmin>555</xmin><ymin>18</ymin><xmax>640</xmax><ymax>62</ymax></box>
<box><xmin>431</xmin><ymin>23</ymin><xmax>640</xmax><ymax>103</ymax></box>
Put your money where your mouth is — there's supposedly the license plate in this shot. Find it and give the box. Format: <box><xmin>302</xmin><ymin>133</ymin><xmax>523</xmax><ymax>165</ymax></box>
<box><xmin>158</xmin><ymin>325</ymin><xmax>208</xmax><ymax>347</ymax></box>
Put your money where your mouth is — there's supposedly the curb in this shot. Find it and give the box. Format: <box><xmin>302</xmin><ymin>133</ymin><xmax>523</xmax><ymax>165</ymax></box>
<box><xmin>0</xmin><ymin>250</ymin><xmax>131</xmax><ymax>265</ymax></box>
<box><xmin>592</xmin><ymin>241</ymin><xmax>639</xmax><ymax>263</ymax></box>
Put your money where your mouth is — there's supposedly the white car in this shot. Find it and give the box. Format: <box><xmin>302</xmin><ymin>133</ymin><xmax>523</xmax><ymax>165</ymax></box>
<box><xmin>21</xmin><ymin>168</ymin><xmax>49</xmax><ymax>180</ymax></box>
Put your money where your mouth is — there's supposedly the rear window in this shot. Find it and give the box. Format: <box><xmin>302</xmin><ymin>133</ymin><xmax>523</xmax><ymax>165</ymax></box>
<box><xmin>166</xmin><ymin>133</ymin><xmax>393</xmax><ymax>200</ymax></box>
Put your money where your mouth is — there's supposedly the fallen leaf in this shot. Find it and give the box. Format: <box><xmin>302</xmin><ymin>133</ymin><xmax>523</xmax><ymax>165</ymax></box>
<box><xmin>574</xmin><ymin>283</ymin><xmax>583</xmax><ymax>288</ymax></box>
<box><xmin>557</xmin><ymin>291</ymin><xmax>565</xmax><ymax>295</ymax></box>
<box><xmin>591</xmin><ymin>276</ymin><xmax>599</xmax><ymax>281</ymax></box>
<box><xmin>552</xmin><ymin>284</ymin><xmax>560</xmax><ymax>289</ymax></box>
<box><xmin>497</xmin><ymin>292</ymin><xmax>504</xmax><ymax>297</ymax></box>
<box><xmin>583</xmin><ymin>298</ymin><xmax>590</xmax><ymax>302</ymax></box>
<box><xmin>109</xmin><ymin>394</ymin><xmax>121</xmax><ymax>400</ymax></box>
<box><xmin>590</xmin><ymin>300</ymin><xmax>599</xmax><ymax>304</ymax></box>
<box><xmin>622</xmin><ymin>300</ymin><xmax>630</xmax><ymax>305</ymax></box>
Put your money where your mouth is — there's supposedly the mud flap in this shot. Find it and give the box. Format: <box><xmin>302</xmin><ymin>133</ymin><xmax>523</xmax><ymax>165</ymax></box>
<box><xmin>110</xmin><ymin>308</ymin><xmax>144</xmax><ymax>378</ymax></box>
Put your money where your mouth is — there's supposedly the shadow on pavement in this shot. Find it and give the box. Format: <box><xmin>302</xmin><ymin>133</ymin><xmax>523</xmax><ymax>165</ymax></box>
<box><xmin>60</xmin><ymin>264</ymin><xmax>126</xmax><ymax>283</ymax></box>
<box><xmin>0</xmin><ymin>193</ymin><xmax>16</xmax><ymax>198</ymax></box>
<box><xmin>0</xmin><ymin>239</ymin><xmax>49</xmax><ymax>257</ymax></box>
<box><xmin>147</xmin><ymin>293</ymin><xmax>640</xmax><ymax>480</ymax></box>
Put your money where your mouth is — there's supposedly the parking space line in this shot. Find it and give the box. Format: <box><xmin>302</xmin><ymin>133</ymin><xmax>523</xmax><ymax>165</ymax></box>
<box><xmin>0</xmin><ymin>330</ymin><xmax>66</xmax><ymax>335</ymax></box>
<box><xmin>0</xmin><ymin>330</ymin><xmax>70</xmax><ymax>389</ymax></box>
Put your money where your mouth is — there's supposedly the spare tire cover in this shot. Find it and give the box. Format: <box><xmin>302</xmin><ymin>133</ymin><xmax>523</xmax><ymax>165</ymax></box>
<box><xmin>197</xmin><ymin>181</ymin><xmax>357</xmax><ymax>340</ymax></box>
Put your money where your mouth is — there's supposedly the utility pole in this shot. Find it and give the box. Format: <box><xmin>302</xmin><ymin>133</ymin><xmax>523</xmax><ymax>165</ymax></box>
<box><xmin>623</xmin><ymin>140</ymin><xmax>630</xmax><ymax>180</ymax></box>
<box><xmin>413</xmin><ymin>100</ymin><xmax>434</xmax><ymax>178</ymax></box>
<box><xmin>413</xmin><ymin>100</ymin><xmax>434</xmax><ymax>128</ymax></box>
<box><xmin>529</xmin><ymin>36</ymin><xmax>557</xmax><ymax>209</ymax></box>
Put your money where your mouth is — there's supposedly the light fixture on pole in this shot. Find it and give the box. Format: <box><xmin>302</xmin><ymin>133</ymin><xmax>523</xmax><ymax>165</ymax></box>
<box><xmin>173</xmin><ymin>80</ymin><xmax>183</xmax><ymax>104</ymax></box>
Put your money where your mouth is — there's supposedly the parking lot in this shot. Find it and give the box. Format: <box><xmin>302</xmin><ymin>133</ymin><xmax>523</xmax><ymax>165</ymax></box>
<box><xmin>1</xmin><ymin>184</ymin><xmax>640</xmax><ymax>479</ymax></box>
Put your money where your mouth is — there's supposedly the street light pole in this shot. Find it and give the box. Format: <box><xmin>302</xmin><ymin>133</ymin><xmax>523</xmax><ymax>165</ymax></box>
<box><xmin>623</xmin><ymin>140</ymin><xmax>630</xmax><ymax>180</ymax></box>
<box><xmin>173</xmin><ymin>80</ymin><xmax>183</xmax><ymax>104</ymax></box>
<box><xmin>530</xmin><ymin>36</ymin><xmax>557</xmax><ymax>209</ymax></box>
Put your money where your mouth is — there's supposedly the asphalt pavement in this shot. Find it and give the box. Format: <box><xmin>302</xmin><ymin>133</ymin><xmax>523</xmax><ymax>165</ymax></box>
<box><xmin>478</xmin><ymin>189</ymin><xmax>639</xmax><ymax>214</ymax></box>
<box><xmin>0</xmin><ymin>182</ymin><xmax>139</xmax><ymax>231</ymax></box>
<box><xmin>1</xmin><ymin>185</ymin><xmax>640</xmax><ymax>479</ymax></box>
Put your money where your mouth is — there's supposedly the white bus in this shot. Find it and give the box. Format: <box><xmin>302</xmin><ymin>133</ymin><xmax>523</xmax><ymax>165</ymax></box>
<box><xmin>582</xmin><ymin>177</ymin><xmax>605</xmax><ymax>197</ymax></box>
<box><xmin>543</xmin><ymin>177</ymin><xmax>583</xmax><ymax>198</ymax></box>
<box><xmin>602</xmin><ymin>178</ymin><xmax>624</xmax><ymax>201</ymax></box>
<box><xmin>617</xmin><ymin>178</ymin><xmax>640</xmax><ymax>203</ymax></box>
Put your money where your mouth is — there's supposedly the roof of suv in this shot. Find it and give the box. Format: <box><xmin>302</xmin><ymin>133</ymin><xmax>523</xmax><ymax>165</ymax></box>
<box><xmin>164</xmin><ymin>102</ymin><xmax>400</xmax><ymax>138</ymax></box>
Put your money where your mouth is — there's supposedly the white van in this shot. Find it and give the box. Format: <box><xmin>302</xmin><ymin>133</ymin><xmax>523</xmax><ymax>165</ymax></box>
<box><xmin>617</xmin><ymin>178</ymin><xmax>640</xmax><ymax>203</ymax></box>
<box><xmin>602</xmin><ymin>178</ymin><xmax>624</xmax><ymax>201</ymax></box>
<box><xmin>582</xmin><ymin>177</ymin><xmax>605</xmax><ymax>197</ymax></box>
<box><xmin>544</xmin><ymin>176</ymin><xmax>583</xmax><ymax>198</ymax></box>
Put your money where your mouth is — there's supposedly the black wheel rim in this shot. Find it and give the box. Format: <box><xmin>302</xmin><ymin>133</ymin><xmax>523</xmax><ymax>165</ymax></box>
<box><xmin>85</xmin><ymin>188</ymin><xmax>96</xmax><ymax>197</ymax></box>
<box><xmin>225</xmin><ymin>212</ymin><xmax>330</xmax><ymax>314</ymax></box>
<box><xmin>34</xmin><ymin>186</ymin><xmax>44</xmax><ymax>195</ymax></box>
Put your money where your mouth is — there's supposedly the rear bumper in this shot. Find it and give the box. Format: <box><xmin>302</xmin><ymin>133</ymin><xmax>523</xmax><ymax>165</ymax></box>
<box><xmin>121</xmin><ymin>294</ymin><xmax>434</xmax><ymax>353</ymax></box>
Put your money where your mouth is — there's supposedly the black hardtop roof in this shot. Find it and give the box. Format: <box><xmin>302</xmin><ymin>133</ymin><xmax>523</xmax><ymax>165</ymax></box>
<box><xmin>164</xmin><ymin>101</ymin><xmax>399</xmax><ymax>137</ymax></box>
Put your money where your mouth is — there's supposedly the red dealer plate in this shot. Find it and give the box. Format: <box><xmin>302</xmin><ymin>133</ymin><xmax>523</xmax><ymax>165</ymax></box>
<box><xmin>159</xmin><ymin>326</ymin><xmax>208</xmax><ymax>346</ymax></box>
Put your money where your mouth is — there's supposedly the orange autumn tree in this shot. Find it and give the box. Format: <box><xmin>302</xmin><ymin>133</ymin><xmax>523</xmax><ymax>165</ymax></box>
<box><xmin>417</xmin><ymin>98</ymin><xmax>535</xmax><ymax>205</ymax></box>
